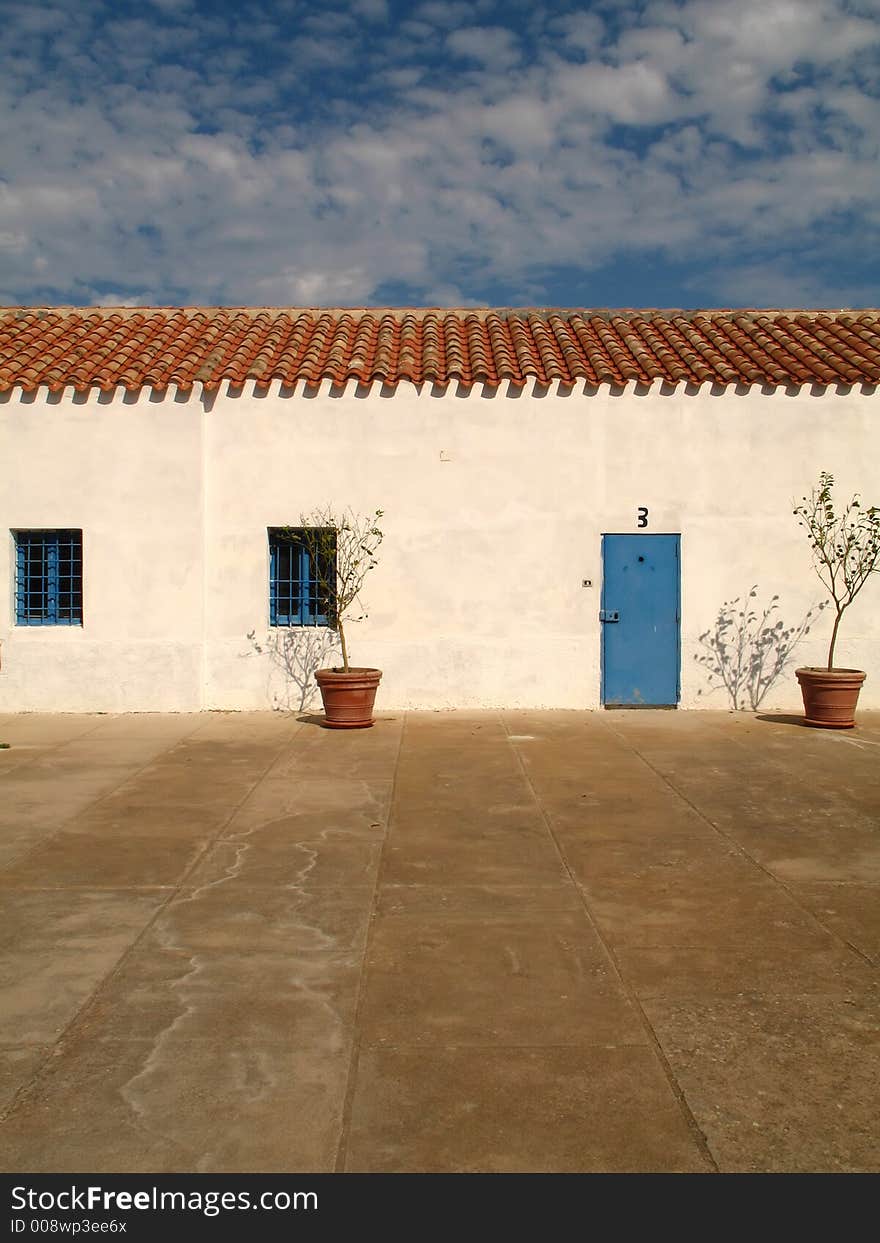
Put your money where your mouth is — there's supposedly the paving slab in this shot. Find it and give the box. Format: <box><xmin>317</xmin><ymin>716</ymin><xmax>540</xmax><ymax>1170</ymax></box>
<box><xmin>641</xmin><ymin>991</ymin><xmax>880</xmax><ymax>1173</ymax></box>
<box><xmin>1</xmin><ymin>946</ymin><xmax>143</xmax><ymax>1046</ymax></box>
<box><xmin>62</xmin><ymin>797</ymin><xmax>236</xmax><ymax>838</ymax></box>
<box><xmin>224</xmin><ymin>775</ymin><xmax>393</xmax><ymax>832</ymax></box>
<box><xmin>375</xmin><ymin>882</ymin><xmax>582</xmax><ymax>917</ymax></box>
<box><xmin>0</xmin><ymin>709</ymin><xmax>878</xmax><ymax>1173</ymax></box>
<box><xmin>0</xmin><ymin>831</ymin><xmax>214</xmax><ymax>890</ymax></box>
<box><xmin>614</xmin><ymin>939</ymin><xmax>880</xmax><ymax>1000</ymax></box>
<box><xmin>147</xmin><ymin>885</ymin><xmax>373</xmax><ymax>956</ymax></box>
<box><xmin>345</xmin><ymin>1046</ymin><xmax>711</xmax><ymax>1173</ymax></box>
<box><xmin>70</xmin><ymin>947</ymin><xmax>361</xmax><ymax>1048</ymax></box>
<box><xmin>189</xmin><ymin>821</ymin><xmax>385</xmax><ymax>890</ymax></box>
<box><xmin>0</xmin><ymin>715</ymin><xmax>106</xmax><ymax>745</ymax></box>
<box><xmin>1</xmin><ymin>1036</ymin><xmax>350</xmax><ymax>1173</ymax></box>
<box><xmin>572</xmin><ymin>846</ymin><xmax>829</xmax><ymax>949</ymax></box>
<box><xmin>0</xmin><ymin>1048</ymin><xmax>50</xmax><ymax>1114</ymax></box>
<box><xmin>82</xmin><ymin>714</ymin><xmax>204</xmax><ymax>740</ymax></box>
<box><xmin>787</xmin><ymin>881</ymin><xmax>880</xmax><ymax>964</ymax></box>
<box><xmin>360</xmin><ymin>910</ymin><xmax>644</xmax><ymax>1048</ymax></box>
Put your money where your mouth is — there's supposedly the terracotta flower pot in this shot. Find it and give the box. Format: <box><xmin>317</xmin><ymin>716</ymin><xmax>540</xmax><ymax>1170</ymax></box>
<box><xmin>315</xmin><ymin>667</ymin><xmax>382</xmax><ymax>729</ymax></box>
<box><xmin>795</xmin><ymin>667</ymin><xmax>866</xmax><ymax>729</ymax></box>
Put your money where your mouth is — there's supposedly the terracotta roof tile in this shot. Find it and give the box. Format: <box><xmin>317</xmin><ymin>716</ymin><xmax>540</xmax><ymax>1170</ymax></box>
<box><xmin>0</xmin><ymin>307</ymin><xmax>878</xmax><ymax>394</ymax></box>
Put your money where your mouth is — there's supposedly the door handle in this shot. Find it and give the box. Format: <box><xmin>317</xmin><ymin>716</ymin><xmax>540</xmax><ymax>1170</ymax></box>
<box><xmin>599</xmin><ymin>610</ymin><xmax>619</xmax><ymax>622</ymax></box>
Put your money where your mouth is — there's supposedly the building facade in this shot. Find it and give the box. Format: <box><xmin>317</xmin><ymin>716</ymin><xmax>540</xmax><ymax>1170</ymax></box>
<box><xmin>2</xmin><ymin>307</ymin><xmax>878</xmax><ymax>713</ymax></box>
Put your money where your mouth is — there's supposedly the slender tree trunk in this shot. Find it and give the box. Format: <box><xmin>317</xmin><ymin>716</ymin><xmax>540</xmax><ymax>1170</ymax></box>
<box><xmin>338</xmin><ymin>620</ymin><xmax>349</xmax><ymax>672</ymax></box>
<box><xmin>827</xmin><ymin>609</ymin><xmax>843</xmax><ymax>670</ymax></box>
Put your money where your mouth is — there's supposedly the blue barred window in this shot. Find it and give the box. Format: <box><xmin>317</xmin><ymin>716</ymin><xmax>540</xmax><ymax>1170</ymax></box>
<box><xmin>15</xmin><ymin>530</ymin><xmax>83</xmax><ymax>626</ymax></box>
<box><xmin>268</xmin><ymin>528</ymin><xmax>336</xmax><ymax>626</ymax></box>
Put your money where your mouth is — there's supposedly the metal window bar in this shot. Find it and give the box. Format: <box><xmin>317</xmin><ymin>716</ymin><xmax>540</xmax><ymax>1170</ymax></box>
<box><xmin>269</xmin><ymin>528</ymin><xmax>335</xmax><ymax>627</ymax></box>
<box><xmin>15</xmin><ymin>530</ymin><xmax>83</xmax><ymax>626</ymax></box>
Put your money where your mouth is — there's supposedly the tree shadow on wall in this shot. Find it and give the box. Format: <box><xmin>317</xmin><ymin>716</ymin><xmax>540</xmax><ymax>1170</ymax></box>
<box><xmin>694</xmin><ymin>587</ymin><xmax>827</xmax><ymax>711</ymax></box>
<box><xmin>245</xmin><ymin>627</ymin><xmax>340</xmax><ymax>713</ymax></box>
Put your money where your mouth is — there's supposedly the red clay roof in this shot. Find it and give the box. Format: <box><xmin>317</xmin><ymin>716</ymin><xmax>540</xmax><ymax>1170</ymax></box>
<box><xmin>1</xmin><ymin>307</ymin><xmax>879</xmax><ymax>392</ymax></box>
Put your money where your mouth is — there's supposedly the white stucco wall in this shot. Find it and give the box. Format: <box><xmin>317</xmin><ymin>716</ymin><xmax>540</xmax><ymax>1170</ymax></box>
<box><xmin>0</xmin><ymin>387</ymin><xmax>204</xmax><ymax>711</ymax></box>
<box><xmin>1</xmin><ymin>378</ymin><xmax>877</xmax><ymax>712</ymax></box>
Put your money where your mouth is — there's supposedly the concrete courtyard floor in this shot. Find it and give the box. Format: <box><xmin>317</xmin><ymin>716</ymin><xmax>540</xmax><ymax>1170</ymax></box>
<box><xmin>0</xmin><ymin>707</ymin><xmax>878</xmax><ymax>1174</ymax></box>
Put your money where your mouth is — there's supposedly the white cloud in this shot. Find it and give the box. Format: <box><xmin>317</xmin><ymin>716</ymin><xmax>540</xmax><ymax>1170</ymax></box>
<box><xmin>414</xmin><ymin>2</ymin><xmax>489</xmax><ymax>29</ymax></box>
<box><xmin>547</xmin><ymin>12</ymin><xmax>606</xmax><ymax>54</ymax></box>
<box><xmin>0</xmin><ymin>0</ymin><xmax>877</xmax><ymax>307</ymax></box>
<box><xmin>701</xmin><ymin>262</ymin><xmax>879</xmax><ymax>309</ymax></box>
<box><xmin>350</xmin><ymin>0</ymin><xmax>390</xmax><ymax>21</ymax></box>
<box><xmin>556</xmin><ymin>59</ymin><xmax>680</xmax><ymax>125</ymax></box>
<box><xmin>89</xmin><ymin>291</ymin><xmax>156</xmax><ymax>306</ymax></box>
<box><xmin>446</xmin><ymin>26</ymin><xmax>522</xmax><ymax>71</ymax></box>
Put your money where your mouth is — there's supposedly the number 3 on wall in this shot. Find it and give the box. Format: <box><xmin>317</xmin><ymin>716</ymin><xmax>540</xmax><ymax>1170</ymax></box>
<box><xmin>637</xmin><ymin>506</ymin><xmax>649</xmax><ymax>528</ymax></box>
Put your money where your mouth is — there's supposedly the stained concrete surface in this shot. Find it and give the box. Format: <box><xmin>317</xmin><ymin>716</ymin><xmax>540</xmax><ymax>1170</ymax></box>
<box><xmin>0</xmin><ymin>708</ymin><xmax>878</xmax><ymax>1173</ymax></box>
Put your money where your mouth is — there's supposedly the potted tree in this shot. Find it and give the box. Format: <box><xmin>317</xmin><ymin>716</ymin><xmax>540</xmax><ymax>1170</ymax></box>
<box><xmin>793</xmin><ymin>471</ymin><xmax>880</xmax><ymax>728</ymax></box>
<box><xmin>292</xmin><ymin>506</ymin><xmax>385</xmax><ymax>728</ymax></box>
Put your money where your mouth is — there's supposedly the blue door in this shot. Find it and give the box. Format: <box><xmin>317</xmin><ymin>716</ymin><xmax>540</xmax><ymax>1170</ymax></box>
<box><xmin>601</xmin><ymin>534</ymin><xmax>680</xmax><ymax>706</ymax></box>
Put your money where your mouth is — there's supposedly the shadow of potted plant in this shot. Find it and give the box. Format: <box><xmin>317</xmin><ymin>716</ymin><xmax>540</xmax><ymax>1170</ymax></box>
<box><xmin>245</xmin><ymin>625</ymin><xmax>339</xmax><ymax>713</ymax></box>
<box><xmin>287</xmin><ymin>506</ymin><xmax>385</xmax><ymax>729</ymax></box>
<box><xmin>694</xmin><ymin>586</ymin><xmax>825</xmax><ymax>710</ymax></box>
<box><xmin>793</xmin><ymin>471</ymin><xmax>880</xmax><ymax>728</ymax></box>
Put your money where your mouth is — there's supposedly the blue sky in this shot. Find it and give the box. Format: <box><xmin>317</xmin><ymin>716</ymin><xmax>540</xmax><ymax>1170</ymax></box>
<box><xmin>1</xmin><ymin>0</ymin><xmax>878</xmax><ymax>308</ymax></box>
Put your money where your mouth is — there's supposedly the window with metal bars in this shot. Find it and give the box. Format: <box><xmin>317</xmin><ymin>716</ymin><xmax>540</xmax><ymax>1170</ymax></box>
<box><xmin>14</xmin><ymin>530</ymin><xmax>83</xmax><ymax>626</ymax></box>
<box><xmin>268</xmin><ymin>528</ymin><xmax>336</xmax><ymax>626</ymax></box>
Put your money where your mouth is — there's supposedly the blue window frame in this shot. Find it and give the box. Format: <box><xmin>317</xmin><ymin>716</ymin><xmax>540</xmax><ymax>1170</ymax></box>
<box><xmin>268</xmin><ymin>528</ymin><xmax>336</xmax><ymax>626</ymax></box>
<box><xmin>14</xmin><ymin>530</ymin><xmax>83</xmax><ymax>626</ymax></box>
